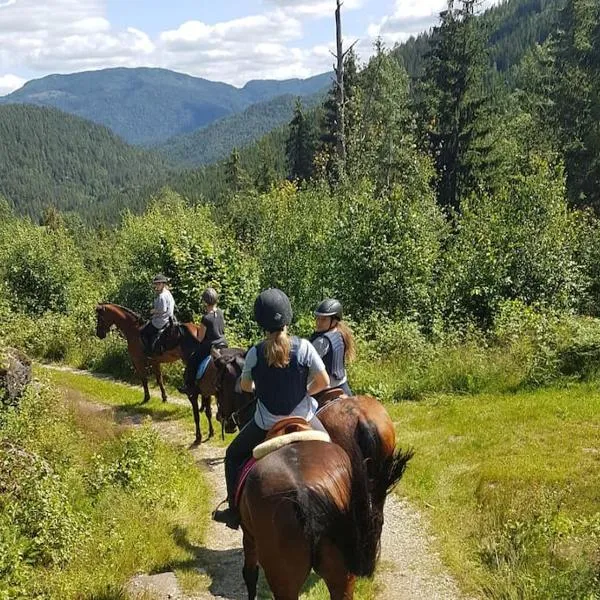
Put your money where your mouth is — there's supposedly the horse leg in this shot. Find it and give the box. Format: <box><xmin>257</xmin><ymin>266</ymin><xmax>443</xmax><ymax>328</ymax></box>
<box><xmin>315</xmin><ymin>539</ymin><xmax>355</xmax><ymax>600</ymax></box>
<box><xmin>189</xmin><ymin>392</ymin><xmax>202</xmax><ymax>445</ymax></box>
<box><xmin>242</xmin><ymin>532</ymin><xmax>259</xmax><ymax>600</ymax></box>
<box><xmin>152</xmin><ymin>361</ymin><xmax>168</xmax><ymax>403</ymax></box>
<box><xmin>202</xmin><ymin>396</ymin><xmax>215</xmax><ymax>439</ymax></box>
<box><xmin>133</xmin><ymin>355</ymin><xmax>151</xmax><ymax>404</ymax></box>
<box><xmin>256</xmin><ymin>502</ymin><xmax>310</xmax><ymax>600</ymax></box>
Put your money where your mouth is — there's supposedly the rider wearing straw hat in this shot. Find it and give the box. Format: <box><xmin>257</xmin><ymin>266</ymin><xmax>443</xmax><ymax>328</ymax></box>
<box><xmin>140</xmin><ymin>273</ymin><xmax>175</xmax><ymax>355</ymax></box>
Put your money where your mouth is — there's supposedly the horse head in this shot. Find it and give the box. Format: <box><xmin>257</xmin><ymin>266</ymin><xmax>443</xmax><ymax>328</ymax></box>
<box><xmin>211</xmin><ymin>347</ymin><xmax>253</xmax><ymax>434</ymax></box>
<box><xmin>95</xmin><ymin>304</ymin><xmax>111</xmax><ymax>339</ymax></box>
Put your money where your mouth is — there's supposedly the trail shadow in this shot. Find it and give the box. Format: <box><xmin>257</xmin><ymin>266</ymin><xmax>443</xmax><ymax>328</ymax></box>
<box><xmin>111</xmin><ymin>402</ymin><xmax>190</xmax><ymax>425</ymax></box>
<box><xmin>168</xmin><ymin>526</ymin><xmax>323</xmax><ymax>599</ymax></box>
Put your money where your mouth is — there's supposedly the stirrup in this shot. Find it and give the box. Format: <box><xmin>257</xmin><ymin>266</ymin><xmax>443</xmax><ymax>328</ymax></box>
<box><xmin>212</xmin><ymin>499</ymin><xmax>240</xmax><ymax>530</ymax></box>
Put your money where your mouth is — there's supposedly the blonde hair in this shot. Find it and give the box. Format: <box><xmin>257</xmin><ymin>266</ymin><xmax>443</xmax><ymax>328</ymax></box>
<box><xmin>337</xmin><ymin>321</ymin><xmax>356</xmax><ymax>363</ymax></box>
<box><xmin>264</xmin><ymin>328</ymin><xmax>291</xmax><ymax>368</ymax></box>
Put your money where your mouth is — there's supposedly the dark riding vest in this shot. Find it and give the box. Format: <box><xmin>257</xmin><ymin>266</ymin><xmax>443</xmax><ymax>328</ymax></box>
<box><xmin>251</xmin><ymin>336</ymin><xmax>308</xmax><ymax>416</ymax></box>
<box><xmin>201</xmin><ymin>309</ymin><xmax>227</xmax><ymax>347</ymax></box>
<box><xmin>310</xmin><ymin>330</ymin><xmax>345</xmax><ymax>381</ymax></box>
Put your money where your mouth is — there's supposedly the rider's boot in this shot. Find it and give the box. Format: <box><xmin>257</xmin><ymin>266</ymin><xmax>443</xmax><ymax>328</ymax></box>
<box><xmin>213</xmin><ymin>505</ymin><xmax>241</xmax><ymax>530</ymax></box>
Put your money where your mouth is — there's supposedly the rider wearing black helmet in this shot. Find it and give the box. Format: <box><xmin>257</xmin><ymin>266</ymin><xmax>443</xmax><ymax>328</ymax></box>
<box><xmin>310</xmin><ymin>298</ymin><xmax>356</xmax><ymax>396</ymax></box>
<box><xmin>213</xmin><ymin>288</ymin><xmax>330</xmax><ymax>530</ymax></box>
<box><xmin>179</xmin><ymin>287</ymin><xmax>228</xmax><ymax>395</ymax></box>
<box><xmin>140</xmin><ymin>273</ymin><xmax>175</xmax><ymax>355</ymax></box>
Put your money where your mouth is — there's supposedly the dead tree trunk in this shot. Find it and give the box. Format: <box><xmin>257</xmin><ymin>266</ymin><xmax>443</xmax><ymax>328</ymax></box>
<box><xmin>334</xmin><ymin>0</ymin><xmax>346</xmax><ymax>165</ymax></box>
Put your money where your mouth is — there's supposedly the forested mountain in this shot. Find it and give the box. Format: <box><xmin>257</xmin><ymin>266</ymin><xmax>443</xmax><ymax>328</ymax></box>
<box><xmin>156</xmin><ymin>92</ymin><xmax>326</xmax><ymax>168</ymax></box>
<box><xmin>0</xmin><ymin>104</ymin><xmax>169</xmax><ymax>221</ymax></box>
<box><xmin>0</xmin><ymin>67</ymin><xmax>331</xmax><ymax>146</ymax></box>
<box><xmin>395</xmin><ymin>0</ymin><xmax>565</xmax><ymax>81</ymax></box>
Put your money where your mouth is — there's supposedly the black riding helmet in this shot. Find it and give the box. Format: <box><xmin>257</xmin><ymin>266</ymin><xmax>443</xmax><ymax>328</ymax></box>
<box><xmin>153</xmin><ymin>273</ymin><xmax>169</xmax><ymax>284</ymax></box>
<box><xmin>314</xmin><ymin>298</ymin><xmax>343</xmax><ymax>321</ymax></box>
<box><xmin>202</xmin><ymin>287</ymin><xmax>219</xmax><ymax>305</ymax></box>
<box><xmin>254</xmin><ymin>288</ymin><xmax>293</xmax><ymax>332</ymax></box>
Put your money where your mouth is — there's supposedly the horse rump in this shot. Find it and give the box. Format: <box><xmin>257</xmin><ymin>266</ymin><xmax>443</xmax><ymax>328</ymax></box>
<box><xmin>297</xmin><ymin>444</ymin><xmax>381</xmax><ymax>577</ymax></box>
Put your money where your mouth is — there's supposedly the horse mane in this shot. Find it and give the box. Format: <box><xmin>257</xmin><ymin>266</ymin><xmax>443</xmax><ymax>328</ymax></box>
<box><xmin>100</xmin><ymin>302</ymin><xmax>144</xmax><ymax>324</ymax></box>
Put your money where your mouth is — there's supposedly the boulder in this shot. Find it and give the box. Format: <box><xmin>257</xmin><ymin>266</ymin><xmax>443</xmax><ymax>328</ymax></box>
<box><xmin>0</xmin><ymin>347</ymin><xmax>32</xmax><ymax>407</ymax></box>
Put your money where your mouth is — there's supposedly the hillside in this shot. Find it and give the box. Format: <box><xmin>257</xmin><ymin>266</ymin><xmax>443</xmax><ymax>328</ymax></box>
<box><xmin>395</xmin><ymin>0</ymin><xmax>565</xmax><ymax>80</ymax></box>
<box><xmin>0</xmin><ymin>104</ymin><xmax>169</xmax><ymax>221</ymax></box>
<box><xmin>156</xmin><ymin>92</ymin><xmax>326</xmax><ymax>168</ymax></box>
<box><xmin>0</xmin><ymin>67</ymin><xmax>331</xmax><ymax>146</ymax></box>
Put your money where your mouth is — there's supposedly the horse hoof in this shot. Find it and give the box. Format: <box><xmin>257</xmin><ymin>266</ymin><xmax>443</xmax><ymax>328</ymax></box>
<box><xmin>190</xmin><ymin>438</ymin><xmax>202</xmax><ymax>448</ymax></box>
<box><xmin>141</xmin><ymin>398</ymin><xmax>150</xmax><ymax>405</ymax></box>
<box><xmin>162</xmin><ymin>398</ymin><xmax>167</xmax><ymax>403</ymax></box>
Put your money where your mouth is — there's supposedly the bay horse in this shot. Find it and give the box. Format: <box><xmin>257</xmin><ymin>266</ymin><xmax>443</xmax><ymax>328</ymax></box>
<box><xmin>239</xmin><ymin>435</ymin><xmax>382</xmax><ymax>599</ymax></box>
<box><xmin>211</xmin><ymin>348</ymin><xmax>414</xmax><ymax>544</ymax></box>
<box><xmin>95</xmin><ymin>303</ymin><xmax>222</xmax><ymax>443</ymax></box>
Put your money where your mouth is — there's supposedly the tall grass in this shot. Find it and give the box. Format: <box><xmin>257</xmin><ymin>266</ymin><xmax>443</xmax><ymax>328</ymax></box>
<box><xmin>0</xmin><ymin>373</ymin><xmax>210</xmax><ymax>600</ymax></box>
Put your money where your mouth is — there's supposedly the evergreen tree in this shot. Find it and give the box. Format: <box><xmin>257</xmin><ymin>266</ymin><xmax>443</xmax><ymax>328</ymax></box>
<box><xmin>285</xmin><ymin>100</ymin><xmax>317</xmax><ymax>182</ymax></box>
<box><xmin>318</xmin><ymin>49</ymin><xmax>360</xmax><ymax>183</ymax></box>
<box><xmin>549</xmin><ymin>0</ymin><xmax>600</xmax><ymax>209</ymax></box>
<box><xmin>350</xmin><ymin>41</ymin><xmax>418</xmax><ymax>194</ymax></box>
<box><xmin>224</xmin><ymin>148</ymin><xmax>251</xmax><ymax>193</ymax></box>
<box><xmin>419</xmin><ymin>0</ymin><xmax>494</xmax><ymax>213</ymax></box>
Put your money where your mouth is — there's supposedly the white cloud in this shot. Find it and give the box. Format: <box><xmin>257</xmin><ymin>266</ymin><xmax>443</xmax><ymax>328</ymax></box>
<box><xmin>0</xmin><ymin>0</ymin><xmax>504</xmax><ymax>90</ymax></box>
<box><xmin>264</xmin><ymin>0</ymin><xmax>363</xmax><ymax>19</ymax></box>
<box><xmin>0</xmin><ymin>73</ymin><xmax>25</xmax><ymax>95</ymax></box>
<box><xmin>368</xmin><ymin>0</ymin><xmax>502</xmax><ymax>46</ymax></box>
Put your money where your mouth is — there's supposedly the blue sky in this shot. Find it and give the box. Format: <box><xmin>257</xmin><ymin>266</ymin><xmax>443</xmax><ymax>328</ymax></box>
<box><xmin>0</xmin><ymin>0</ymin><xmax>498</xmax><ymax>95</ymax></box>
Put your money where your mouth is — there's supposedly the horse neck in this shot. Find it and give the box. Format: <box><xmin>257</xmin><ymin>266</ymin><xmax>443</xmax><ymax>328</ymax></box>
<box><xmin>105</xmin><ymin>305</ymin><xmax>140</xmax><ymax>336</ymax></box>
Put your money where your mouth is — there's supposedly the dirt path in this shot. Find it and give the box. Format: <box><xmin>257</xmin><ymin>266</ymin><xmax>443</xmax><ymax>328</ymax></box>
<box><xmin>45</xmin><ymin>365</ymin><xmax>469</xmax><ymax>600</ymax></box>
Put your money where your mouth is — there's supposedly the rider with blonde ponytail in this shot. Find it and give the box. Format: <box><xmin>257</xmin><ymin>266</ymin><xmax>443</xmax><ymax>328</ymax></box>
<box><xmin>310</xmin><ymin>298</ymin><xmax>355</xmax><ymax>397</ymax></box>
<box><xmin>213</xmin><ymin>288</ymin><xmax>330</xmax><ymax>530</ymax></box>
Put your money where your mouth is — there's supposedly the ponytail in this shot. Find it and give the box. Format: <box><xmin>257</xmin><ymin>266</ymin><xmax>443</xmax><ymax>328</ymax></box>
<box><xmin>264</xmin><ymin>329</ymin><xmax>291</xmax><ymax>368</ymax></box>
<box><xmin>337</xmin><ymin>321</ymin><xmax>356</xmax><ymax>363</ymax></box>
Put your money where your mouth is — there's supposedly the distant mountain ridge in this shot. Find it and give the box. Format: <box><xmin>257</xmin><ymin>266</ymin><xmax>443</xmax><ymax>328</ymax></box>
<box><xmin>0</xmin><ymin>67</ymin><xmax>332</xmax><ymax>146</ymax></box>
<box><xmin>156</xmin><ymin>91</ymin><xmax>327</xmax><ymax>168</ymax></box>
<box><xmin>0</xmin><ymin>104</ymin><xmax>169</xmax><ymax>221</ymax></box>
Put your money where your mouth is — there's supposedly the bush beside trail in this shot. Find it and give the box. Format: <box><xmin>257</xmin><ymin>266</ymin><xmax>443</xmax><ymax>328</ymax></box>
<box><xmin>0</xmin><ymin>347</ymin><xmax>210</xmax><ymax>600</ymax></box>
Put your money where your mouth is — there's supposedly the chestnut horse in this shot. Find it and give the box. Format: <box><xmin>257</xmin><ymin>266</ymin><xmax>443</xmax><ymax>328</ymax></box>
<box><xmin>95</xmin><ymin>303</ymin><xmax>222</xmax><ymax>443</ymax></box>
<box><xmin>211</xmin><ymin>348</ymin><xmax>414</xmax><ymax>545</ymax></box>
<box><xmin>240</xmin><ymin>436</ymin><xmax>383</xmax><ymax>599</ymax></box>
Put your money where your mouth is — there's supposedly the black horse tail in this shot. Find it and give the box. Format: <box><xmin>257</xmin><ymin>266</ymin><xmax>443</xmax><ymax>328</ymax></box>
<box><xmin>355</xmin><ymin>418</ymin><xmax>414</xmax><ymax>507</ymax></box>
<box><xmin>295</xmin><ymin>439</ymin><xmax>381</xmax><ymax>577</ymax></box>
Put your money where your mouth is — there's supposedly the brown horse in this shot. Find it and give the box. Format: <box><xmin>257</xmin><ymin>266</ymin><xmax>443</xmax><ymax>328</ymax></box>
<box><xmin>95</xmin><ymin>303</ymin><xmax>221</xmax><ymax>444</ymax></box>
<box><xmin>239</xmin><ymin>435</ymin><xmax>384</xmax><ymax>599</ymax></box>
<box><xmin>211</xmin><ymin>348</ymin><xmax>414</xmax><ymax>543</ymax></box>
<box><xmin>187</xmin><ymin>347</ymin><xmax>247</xmax><ymax>445</ymax></box>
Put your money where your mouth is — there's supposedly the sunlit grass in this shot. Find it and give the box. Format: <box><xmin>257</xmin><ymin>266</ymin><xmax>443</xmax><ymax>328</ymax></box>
<box><xmin>388</xmin><ymin>383</ymin><xmax>600</xmax><ymax>598</ymax></box>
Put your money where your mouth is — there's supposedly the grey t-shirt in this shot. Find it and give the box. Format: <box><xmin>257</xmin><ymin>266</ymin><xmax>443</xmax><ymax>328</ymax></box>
<box><xmin>241</xmin><ymin>337</ymin><xmax>326</xmax><ymax>430</ymax></box>
<box><xmin>152</xmin><ymin>289</ymin><xmax>175</xmax><ymax>328</ymax></box>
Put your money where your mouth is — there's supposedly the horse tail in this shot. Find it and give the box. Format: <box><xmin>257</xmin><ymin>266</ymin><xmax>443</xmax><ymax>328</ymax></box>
<box><xmin>295</xmin><ymin>441</ymin><xmax>380</xmax><ymax>577</ymax></box>
<box><xmin>355</xmin><ymin>418</ymin><xmax>414</xmax><ymax>506</ymax></box>
<box><xmin>352</xmin><ymin>418</ymin><xmax>414</xmax><ymax>557</ymax></box>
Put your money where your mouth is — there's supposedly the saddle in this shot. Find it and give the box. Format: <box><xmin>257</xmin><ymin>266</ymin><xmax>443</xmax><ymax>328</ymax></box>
<box><xmin>234</xmin><ymin>417</ymin><xmax>331</xmax><ymax>506</ymax></box>
<box><xmin>315</xmin><ymin>387</ymin><xmax>345</xmax><ymax>410</ymax></box>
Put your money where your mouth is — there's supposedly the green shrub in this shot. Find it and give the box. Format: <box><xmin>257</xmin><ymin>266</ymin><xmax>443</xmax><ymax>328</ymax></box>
<box><xmin>439</xmin><ymin>158</ymin><xmax>584</xmax><ymax>328</ymax></box>
<box><xmin>113</xmin><ymin>190</ymin><xmax>259</xmax><ymax>336</ymax></box>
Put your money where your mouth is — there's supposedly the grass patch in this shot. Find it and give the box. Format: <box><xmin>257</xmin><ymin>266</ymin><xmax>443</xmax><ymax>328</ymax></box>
<box><xmin>0</xmin><ymin>371</ymin><xmax>211</xmax><ymax>600</ymax></box>
<box><xmin>39</xmin><ymin>366</ymin><xmax>238</xmax><ymax>448</ymax></box>
<box><xmin>388</xmin><ymin>383</ymin><xmax>600</xmax><ymax>598</ymax></box>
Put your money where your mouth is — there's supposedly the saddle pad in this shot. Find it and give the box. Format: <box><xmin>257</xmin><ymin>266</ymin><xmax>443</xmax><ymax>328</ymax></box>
<box><xmin>234</xmin><ymin>457</ymin><xmax>257</xmax><ymax>508</ymax></box>
<box><xmin>253</xmin><ymin>430</ymin><xmax>331</xmax><ymax>460</ymax></box>
<box><xmin>195</xmin><ymin>355</ymin><xmax>212</xmax><ymax>381</ymax></box>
